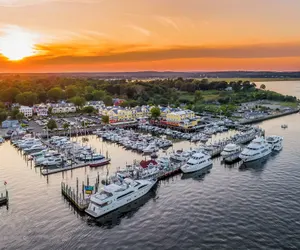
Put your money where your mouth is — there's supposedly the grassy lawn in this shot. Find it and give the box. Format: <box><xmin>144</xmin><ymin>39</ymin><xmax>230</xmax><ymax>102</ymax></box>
<box><xmin>280</xmin><ymin>102</ymin><xmax>299</xmax><ymax>108</ymax></box>
<box><xmin>179</xmin><ymin>90</ymin><xmax>221</xmax><ymax>102</ymax></box>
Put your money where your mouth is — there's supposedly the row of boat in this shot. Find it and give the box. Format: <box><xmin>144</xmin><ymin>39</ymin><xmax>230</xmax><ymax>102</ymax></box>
<box><xmin>11</xmin><ymin>135</ymin><xmax>110</xmax><ymax>174</ymax></box>
<box><xmin>96</xmin><ymin>128</ymin><xmax>173</xmax><ymax>153</ymax></box>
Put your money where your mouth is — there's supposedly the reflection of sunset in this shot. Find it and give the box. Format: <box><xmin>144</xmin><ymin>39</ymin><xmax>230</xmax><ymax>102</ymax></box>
<box><xmin>0</xmin><ymin>0</ymin><xmax>300</xmax><ymax>71</ymax></box>
<box><xmin>0</xmin><ymin>26</ymin><xmax>38</xmax><ymax>61</ymax></box>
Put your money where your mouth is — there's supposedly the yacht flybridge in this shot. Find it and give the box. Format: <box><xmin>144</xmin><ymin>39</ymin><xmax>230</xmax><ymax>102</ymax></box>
<box><xmin>85</xmin><ymin>178</ymin><xmax>157</xmax><ymax>218</ymax></box>
<box><xmin>181</xmin><ymin>152</ymin><xmax>212</xmax><ymax>173</ymax></box>
<box><xmin>239</xmin><ymin>137</ymin><xmax>272</xmax><ymax>162</ymax></box>
<box><xmin>266</xmin><ymin>135</ymin><xmax>283</xmax><ymax>151</ymax></box>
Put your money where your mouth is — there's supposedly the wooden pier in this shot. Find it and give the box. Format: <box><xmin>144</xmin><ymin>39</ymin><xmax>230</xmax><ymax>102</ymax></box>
<box><xmin>61</xmin><ymin>175</ymin><xmax>101</xmax><ymax>211</ymax></box>
<box><xmin>0</xmin><ymin>190</ymin><xmax>8</xmax><ymax>206</ymax></box>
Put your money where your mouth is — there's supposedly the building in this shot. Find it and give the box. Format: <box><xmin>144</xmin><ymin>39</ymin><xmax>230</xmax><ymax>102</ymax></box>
<box><xmin>50</xmin><ymin>103</ymin><xmax>76</xmax><ymax>114</ymax></box>
<box><xmin>34</xmin><ymin>104</ymin><xmax>48</xmax><ymax>117</ymax></box>
<box><xmin>19</xmin><ymin>106</ymin><xmax>33</xmax><ymax>118</ymax></box>
<box><xmin>84</xmin><ymin>101</ymin><xmax>104</xmax><ymax>110</ymax></box>
<box><xmin>166</xmin><ymin>109</ymin><xmax>199</xmax><ymax>128</ymax></box>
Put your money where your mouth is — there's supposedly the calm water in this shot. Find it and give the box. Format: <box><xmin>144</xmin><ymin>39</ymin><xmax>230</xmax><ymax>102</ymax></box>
<box><xmin>1</xmin><ymin>114</ymin><xmax>300</xmax><ymax>250</ymax></box>
<box><xmin>257</xmin><ymin>81</ymin><xmax>300</xmax><ymax>98</ymax></box>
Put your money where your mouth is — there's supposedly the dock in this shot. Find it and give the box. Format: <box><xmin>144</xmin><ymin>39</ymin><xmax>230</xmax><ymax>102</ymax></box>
<box><xmin>0</xmin><ymin>190</ymin><xmax>8</xmax><ymax>206</ymax></box>
<box><xmin>61</xmin><ymin>175</ymin><xmax>101</xmax><ymax>211</ymax></box>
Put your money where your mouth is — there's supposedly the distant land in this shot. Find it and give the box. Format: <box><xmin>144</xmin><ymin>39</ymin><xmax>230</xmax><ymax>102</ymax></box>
<box><xmin>1</xmin><ymin>71</ymin><xmax>300</xmax><ymax>81</ymax></box>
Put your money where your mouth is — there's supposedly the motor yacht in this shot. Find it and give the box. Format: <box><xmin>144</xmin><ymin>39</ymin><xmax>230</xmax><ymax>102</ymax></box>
<box><xmin>266</xmin><ymin>135</ymin><xmax>283</xmax><ymax>151</ymax></box>
<box><xmin>143</xmin><ymin>144</ymin><xmax>159</xmax><ymax>154</ymax></box>
<box><xmin>239</xmin><ymin>137</ymin><xmax>272</xmax><ymax>162</ymax></box>
<box><xmin>85</xmin><ymin>178</ymin><xmax>157</xmax><ymax>218</ymax></box>
<box><xmin>221</xmin><ymin>143</ymin><xmax>242</xmax><ymax>162</ymax></box>
<box><xmin>181</xmin><ymin>152</ymin><xmax>212</xmax><ymax>173</ymax></box>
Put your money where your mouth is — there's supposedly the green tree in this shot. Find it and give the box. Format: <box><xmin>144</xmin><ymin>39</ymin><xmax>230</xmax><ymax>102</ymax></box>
<box><xmin>65</xmin><ymin>85</ymin><xmax>78</xmax><ymax>99</ymax></box>
<box><xmin>194</xmin><ymin>90</ymin><xmax>203</xmax><ymax>103</ymax></box>
<box><xmin>103</xmin><ymin>95</ymin><xmax>113</xmax><ymax>106</ymax></box>
<box><xmin>85</xmin><ymin>86</ymin><xmax>94</xmax><ymax>94</ymax></box>
<box><xmin>70</xmin><ymin>96</ymin><xmax>86</xmax><ymax>108</ymax></box>
<box><xmin>10</xmin><ymin>107</ymin><xmax>20</xmax><ymax>119</ymax></box>
<box><xmin>0</xmin><ymin>110</ymin><xmax>8</xmax><ymax>122</ymax></box>
<box><xmin>16</xmin><ymin>92</ymin><xmax>38</xmax><ymax>106</ymax></box>
<box><xmin>1</xmin><ymin>87</ymin><xmax>20</xmax><ymax>103</ymax></box>
<box><xmin>47</xmin><ymin>119</ymin><xmax>58</xmax><ymax>130</ymax></box>
<box><xmin>92</xmin><ymin>90</ymin><xmax>106</xmax><ymax>101</ymax></box>
<box><xmin>101</xmin><ymin>115</ymin><xmax>109</xmax><ymax>124</ymax></box>
<box><xmin>63</xmin><ymin>123</ymin><xmax>69</xmax><ymax>130</ymax></box>
<box><xmin>150</xmin><ymin>106</ymin><xmax>161</xmax><ymax>120</ymax></box>
<box><xmin>82</xmin><ymin>106</ymin><xmax>95</xmax><ymax>114</ymax></box>
<box><xmin>260</xmin><ymin>84</ymin><xmax>266</xmax><ymax>90</ymax></box>
<box><xmin>48</xmin><ymin>87</ymin><xmax>63</xmax><ymax>102</ymax></box>
<box><xmin>16</xmin><ymin>112</ymin><xmax>25</xmax><ymax>121</ymax></box>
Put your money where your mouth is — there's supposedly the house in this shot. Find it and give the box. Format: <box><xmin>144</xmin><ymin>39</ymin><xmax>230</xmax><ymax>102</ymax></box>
<box><xmin>50</xmin><ymin>103</ymin><xmax>76</xmax><ymax>114</ymax></box>
<box><xmin>19</xmin><ymin>106</ymin><xmax>33</xmax><ymax>118</ymax></box>
<box><xmin>84</xmin><ymin>101</ymin><xmax>104</xmax><ymax>110</ymax></box>
<box><xmin>2</xmin><ymin>120</ymin><xmax>19</xmax><ymax>129</ymax></box>
<box><xmin>166</xmin><ymin>109</ymin><xmax>199</xmax><ymax>128</ymax></box>
<box><xmin>34</xmin><ymin>104</ymin><xmax>48</xmax><ymax>117</ymax></box>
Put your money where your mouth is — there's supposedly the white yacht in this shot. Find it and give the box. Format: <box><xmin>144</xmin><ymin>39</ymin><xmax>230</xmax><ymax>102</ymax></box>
<box><xmin>239</xmin><ymin>137</ymin><xmax>272</xmax><ymax>162</ymax></box>
<box><xmin>266</xmin><ymin>135</ymin><xmax>283</xmax><ymax>151</ymax></box>
<box><xmin>221</xmin><ymin>143</ymin><xmax>242</xmax><ymax>162</ymax></box>
<box><xmin>143</xmin><ymin>144</ymin><xmax>158</xmax><ymax>154</ymax></box>
<box><xmin>181</xmin><ymin>152</ymin><xmax>212</xmax><ymax>173</ymax></box>
<box><xmin>85</xmin><ymin>178</ymin><xmax>157</xmax><ymax>218</ymax></box>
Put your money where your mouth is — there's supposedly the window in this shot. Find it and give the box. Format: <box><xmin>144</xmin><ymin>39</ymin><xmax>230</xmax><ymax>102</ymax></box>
<box><xmin>117</xmin><ymin>191</ymin><xmax>134</xmax><ymax>200</ymax></box>
<box><xmin>138</xmin><ymin>184</ymin><xmax>148</xmax><ymax>190</ymax></box>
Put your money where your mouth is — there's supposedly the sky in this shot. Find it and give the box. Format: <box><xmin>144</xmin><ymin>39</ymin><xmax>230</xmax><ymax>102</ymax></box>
<box><xmin>0</xmin><ymin>0</ymin><xmax>300</xmax><ymax>72</ymax></box>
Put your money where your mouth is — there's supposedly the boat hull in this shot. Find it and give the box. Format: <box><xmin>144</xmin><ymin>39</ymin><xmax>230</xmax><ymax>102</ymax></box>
<box><xmin>181</xmin><ymin>160</ymin><xmax>213</xmax><ymax>174</ymax></box>
<box><xmin>85</xmin><ymin>180</ymin><xmax>157</xmax><ymax>218</ymax></box>
<box><xmin>88</xmin><ymin>159</ymin><xmax>111</xmax><ymax>167</ymax></box>
<box><xmin>240</xmin><ymin>149</ymin><xmax>272</xmax><ymax>163</ymax></box>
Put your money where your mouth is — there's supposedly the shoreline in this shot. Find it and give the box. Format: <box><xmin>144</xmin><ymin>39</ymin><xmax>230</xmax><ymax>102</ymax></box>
<box><xmin>240</xmin><ymin>109</ymin><xmax>299</xmax><ymax>125</ymax></box>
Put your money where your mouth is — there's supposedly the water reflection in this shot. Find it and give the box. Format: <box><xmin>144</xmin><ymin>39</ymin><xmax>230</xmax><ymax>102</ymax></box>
<box><xmin>181</xmin><ymin>165</ymin><xmax>212</xmax><ymax>181</ymax></box>
<box><xmin>86</xmin><ymin>187</ymin><xmax>158</xmax><ymax>229</ymax></box>
<box><xmin>239</xmin><ymin>155</ymin><xmax>270</xmax><ymax>172</ymax></box>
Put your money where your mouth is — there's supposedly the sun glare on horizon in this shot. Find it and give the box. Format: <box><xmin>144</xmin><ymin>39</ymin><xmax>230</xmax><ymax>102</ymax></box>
<box><xmin>0</xmin><ymin>26</ymin><xmax>38</xmax><ymax>61</ymax></box>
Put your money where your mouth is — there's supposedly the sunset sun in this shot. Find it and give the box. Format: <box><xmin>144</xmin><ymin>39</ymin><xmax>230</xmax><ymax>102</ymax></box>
<box><xmin>0</xmin><ymin>26</ymin><xmax>37</xmax><ymax>61</ymax></box>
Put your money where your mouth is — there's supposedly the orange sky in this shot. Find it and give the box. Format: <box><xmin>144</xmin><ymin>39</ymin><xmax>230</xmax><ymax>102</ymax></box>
<box><xmin>0</xmin><ymin>0</ymin><xmax>300</xmax><ymax>72</ymax></box>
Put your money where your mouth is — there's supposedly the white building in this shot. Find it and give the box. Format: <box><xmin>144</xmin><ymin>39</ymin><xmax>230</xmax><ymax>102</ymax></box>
<box><xmin>34</xmin><ymin>104</ymin><xmax>48</xmax><ymax>117</ymax></box>
<box><xmin>84</xmin><ymin>101</ymin><xmax>104</xmax><ymax>110</ymax></box>
<box><xmin>50</xmin><ymin>103</ymin><xmax>76</xmax><ymax>114</ymax></box>
<box><xmin>19</xmin><ymin>106</ymin><xmax>33</xmax><ymax>118</ymax></box>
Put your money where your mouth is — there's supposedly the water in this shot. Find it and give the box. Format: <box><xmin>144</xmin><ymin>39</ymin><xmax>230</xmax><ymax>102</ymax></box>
<box><xmin>256</xmin><ymin>81</ymin><xmax>300</xmax><ymax>98</ymax></box>
<box><xmin>1</xmin><ymin>114</ymin><xmax>300</xmax><ymax>250</ymax></box>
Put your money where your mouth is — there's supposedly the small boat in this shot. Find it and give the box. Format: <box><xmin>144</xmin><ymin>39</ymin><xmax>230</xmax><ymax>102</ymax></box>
<box><xmin>281</xmin><ymin>124</ymin><xmax>288</xmax><ymax>129</ymax></box>
<box><xmin>150</xmin><ymin>152</ymin><xmax>158</xmax><ymax>159</ymax></box>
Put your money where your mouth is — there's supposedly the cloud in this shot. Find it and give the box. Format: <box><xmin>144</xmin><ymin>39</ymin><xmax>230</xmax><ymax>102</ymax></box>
<box><xmin>17</xmin><ymin>41</ymin><xmax>300</xmax><ymax>66</ymax></box>
<box><xmin>125</xmin><ymin>25</ymin><xmax>152</xmax><ymax>37</ymax></box>
<box><xmin>156</xmin><ymin>16</ymin><xmax>180</xmax><ymax>31</ymax></box>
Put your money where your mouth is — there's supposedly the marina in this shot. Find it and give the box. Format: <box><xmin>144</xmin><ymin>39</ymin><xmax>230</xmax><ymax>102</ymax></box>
<box><xmin>0</xmin><ymin>112</ymin><xmax>299</xmax><ymax>249</ymax></box>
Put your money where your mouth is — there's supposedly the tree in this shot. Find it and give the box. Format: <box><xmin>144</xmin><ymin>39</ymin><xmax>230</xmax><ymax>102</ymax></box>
<box><xmin>47</xmin><ymin>119</ymin><xmax>57</xmax><ymax>130</ymax></box>
<box><xmin>260</xmin><ymin>84</ymin><xmax>266</xmax><ymax>90</ymax></box>
<box><xmin>65</xmin><ymin>85</ymin><xmax>78</xmax><ymax>99</ymax></box>
<box><xmin>92</xmin><ymin>90</ymin><xmax>106</xmax><ymax>101</ymax></box>
<box><xmin>70</xmin><ymin>96</ymin><xmax>86</xmax><ymax>108</ymax></box>
<box><xmin>15</xmin><ymin>92</ymin><xmax>38</xmax><ymax>106</ymax></box>
<box><xmin>47</xmin><ymin>87</ymin><xmax>63</xmax><ymax>102</ymax></box>
<box><xmin>194</xmin><ymin>90</ymin><xmax>203</xmax><ymax>103</ymax></box>
<box><xmin>101</xmin><ymin>115</ymin><xmax>109</xmax><ymax>124</ymax></box>
<box><xmin>0</xmin><ymin>110</ymin><xmax>8</xmax><ymax>122</ymax></box>
<box><xmin>103</xmin><ymin>95</ymin><xmax>113</xmax><ymax>106</ymax></box>
<box><xmin>82</xmin><ymin>106</ymin><xmax>95</xmax><ymax>114</ymax></box>
<box><xmin>16</xmin><ymin>112</ymin><xmax>25</xmax><ymax>121</ymax></box>
<box><xmin>150</xmin><ymin>106</ymin><xmax>161</xmax><ymax>120</ymax></box>
<box><xmin>10</xmin><ymin>107</ymin><xmax>20</xmax><ymax>119</ymax></box>
<box><xmin>1</xmin><ymin>87</ymin><xmax>20</xmax><ymax>103</ymax></box>
<box><xmin>63</xmin><ymin>123</ymin><xmax>69</xmax><ymax>130</ymax></box>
